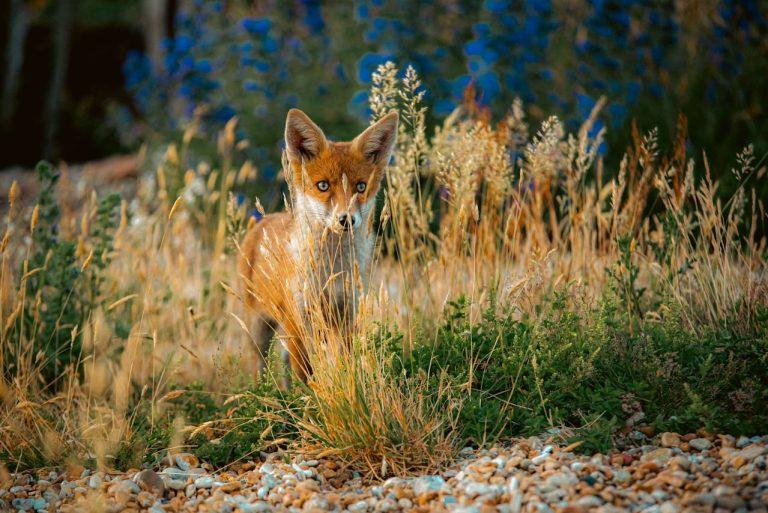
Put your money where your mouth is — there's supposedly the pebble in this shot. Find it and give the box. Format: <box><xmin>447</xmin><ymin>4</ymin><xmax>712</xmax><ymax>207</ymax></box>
<box><xmin>175</xmin><ymin>452</ymin><xmax>200</xmax><ymax>471</ymax></box>
<box><xmin>240</xmin><ymin>501</ymin><xmax>270</xmax><ymax>512</ymax></box>
<box><xmin>87</xmin><ymin>475</ymin><xmax>102</xmax><ymax>489</ymax></box>
<box><xmin>689</xmin><ymin>438</ymin><xmax>712</xmax><ymax>451</ymax></box>
<box><xmin>2</xmin><ymin>432</ymin><xmax>767</xmax><ymax>513</ymax></box>
<box><xmin>412</xmin><ymin>475</ymin><xmax>447</xmax><ymax>495</ymax></box>
<box><xmin>661</xmin><ymin>432</ymin><xmax>681</xmax><ymax>447</ymax></box>
<box><xmin>134</xmin><ymin>469</ymin><xmax>164</xmax><ymax>494</ymax></box>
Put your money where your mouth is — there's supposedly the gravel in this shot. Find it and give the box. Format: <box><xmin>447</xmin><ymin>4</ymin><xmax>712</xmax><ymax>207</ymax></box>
<box><xmin>1</xmin><ymin>432</ymin><xmax>767</xmax><ymax>512</ymax></box>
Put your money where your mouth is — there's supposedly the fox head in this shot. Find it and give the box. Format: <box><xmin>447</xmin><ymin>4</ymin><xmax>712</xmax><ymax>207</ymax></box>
<box><xmin>284</xmin><ymin>108</ymin><xmax>398</xmax><ymax>233</ymax></box>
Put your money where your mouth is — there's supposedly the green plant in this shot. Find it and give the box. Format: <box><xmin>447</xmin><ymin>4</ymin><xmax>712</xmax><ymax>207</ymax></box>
<box><xmin>8</xmin><ymin>162</ymin><xmax>120</xmax><ymax>384</ymax></box>
<box><xmin>387</xmin><ymin>288</ymin><xmax>768</xmax><ymax>454</ymax></box>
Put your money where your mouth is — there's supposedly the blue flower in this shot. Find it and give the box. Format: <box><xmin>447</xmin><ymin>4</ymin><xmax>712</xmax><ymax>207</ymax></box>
<box><xmin>249</xmin><ymin>209</ymin><xmax>264</xmax><ymax>222</ymax></box>
<box><xmin>608</xmin><ymin>102</ymin><xmax>626</xmax><ymax>125</ymax></box>
<box><xmin>434</xmin><ymin>98</ymin><xmax>456</xmax><ymax>116</ymax></box>
<box><xmin>303</xmin><ymin>4</ymin><xmax>325</xmax><ymax>33</ymax></box>
<box><xmin>357</xmin><ymin>52</ymin><xmax>394</xmax><ymax>83</ymax></box>
<box><xmin>355</xmin><ymin>4</ymin><xmax>369</xmax><ymax>20</ymax></box>
<box><xmin>476</xmin><ymin>71</ymin><xmax>501</xmax><ymax>103</ymax></box>
<box><xmin>174</xmin><ymin>35</ymin><xmax>194</xmax><ymax>53</ymax></box>
<box><xmin>347</xmin><ymin>89</ymin><xmax>371</xmax><ymax>119</ymax></box>
<box><xmin>195</xmin><ymin>59</ymin><xmax>212</xmax><ymax>73</ymax></box>
<box><xmin>262</xmin><ymin>36</ymin><xmax>279</xmax><ymax>54</ymax></box>
<box><xmin>484</xmin><ymin>0</ymin><xmax>510</xmax><ymax>14</ymax></box>
<box><xmin>213</xmin><ymin>105</ymin><xmax>237</xmax><ymax>123</ymax></box>
<box><xmin>576</xmin><ymin>92</ymin><xmax>596</xmax><ymax>118</ymax></box>
<box><xmin>450</xmin><ymin>74</ymin><xmax>473</xmax><ymax>98</ymax></box>
<box><xmin>241</xmin><ymin>17</ymin><xmax>271</xmax><ymax>34</ymax></box>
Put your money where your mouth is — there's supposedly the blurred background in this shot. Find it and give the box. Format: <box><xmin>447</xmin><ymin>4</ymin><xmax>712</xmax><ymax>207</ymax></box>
<box><xmin>1</xmin><ymin>0</ymin><xmax>766</xmax><ymax>196</ymax></box>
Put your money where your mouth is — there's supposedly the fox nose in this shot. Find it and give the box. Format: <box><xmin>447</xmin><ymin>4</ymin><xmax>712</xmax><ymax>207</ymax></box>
<box><xmin>339</xmin><ymin>213</ymin><xmax>354</xmax><ymax>229</ymax></box>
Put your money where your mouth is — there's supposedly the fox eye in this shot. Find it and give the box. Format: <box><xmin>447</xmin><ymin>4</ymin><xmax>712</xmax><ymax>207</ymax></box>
<box><xmin>356</xmin><ymin>181</ymin><xmax>367</xmax><ymax>193</ymax></box>
<box><xmin>316</xmin><ymin>180</ymin><xmax>329</xmax><ymax>192</ymax></box>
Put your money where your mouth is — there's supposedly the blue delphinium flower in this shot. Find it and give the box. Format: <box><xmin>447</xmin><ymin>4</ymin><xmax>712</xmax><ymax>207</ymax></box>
<box><xmin>241</xmin><ymin>18</ymin><xmax>271</xmax><ymax>34</ymax></box>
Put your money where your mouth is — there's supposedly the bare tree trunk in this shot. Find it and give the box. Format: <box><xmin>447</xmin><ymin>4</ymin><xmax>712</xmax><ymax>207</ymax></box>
<box><xmin>43</xmin><ymin>0</ymin><xmax>73</xmax><ymax>159</ymax></box>
<box><xmin>1</xmin><ymin>0</ymin><xmax>29</xmax><ymax>127</ymax></box>
<box><xmin>143</xmin><ymin>0</ymin><xmax>168</xmax><ymax>70</ymax></box>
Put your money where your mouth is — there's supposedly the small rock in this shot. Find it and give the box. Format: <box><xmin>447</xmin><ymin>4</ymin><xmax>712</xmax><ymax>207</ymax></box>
<box><xmin>659</xmin><ymin>502</ymin><xmax>678</xmax><ymax>513</ymax></box>
<box><xmin>642</xmin><ymin>448</ymin><xmax>673</xmax><ymax>464</ymax></box>
<box><xmin>575</xmin><ymin>495</ymin><xmax>604</xmax><ymax>508</ymax></box>
<box><xmin>193</xmin><ymin>476</ymin><xmax>215</xmax><ymax>489</ymax></box>
<box><xmin>716</xmin><ymin>495</ymin><xmax>746</xmax><ymax>510</ymax></box>
<box><xmin>689</xmin><ymin>438</ymin><xmax>712</xmax><ymax>451</ymax></box>
<box><xmin>87</xmin><ymin>475</ymin><xmax>101</xmax><ymax>489</ymax></box>
<box><xmin>240</xmin><ymin>502</ymin><xmax>271</xmax><ymax>513</ymax></box>
<box><xmin>134</xmin><ymin>469</ymin><xmax>164</xmax><ymax>495</ymax></box>
<box><xmin>164</xmin><ymin>479</ymin><xmax>185</xmax><ymax>491</ymax></box>
<box><xmin>174</xmin><ymin>453</ymin><xmax>200</xmax><ymax>471</ymax></box>
<box><xmin>660</xmin><ymin>433</ymin><xmax>681</xmax><ymax>448</ymax></box>
<box><xmin>348</xmin><ymin>499</ymin><xmax>368</xmax><ymax>512</ymax></box>
<box><xmin>614</xmin><ymin>470</ymin><xmax>631</xmax><ymax>484</ymax></box>
<box><xmin>687</xmin><ymin>493</ymin><xmax>716</xmax><ymax>506</ymax></box>
<box><xmin>64</xmin><ymin>464</ymin><xmax>86</xmax><ymax>481</ymax></box>
<box><xmin>735</xmin><ymin>444</ymin><xmax>765</xmax><ymax>461</ymax></box>
<box><xmin>110</xmin><ymin>479</ymin><xmax>141</xmax><ymax>495</ymax></box>
<box><xmin>412</xmin><ymin>475</ymin><xmax>447</xmax><ymax>496</ymax></box>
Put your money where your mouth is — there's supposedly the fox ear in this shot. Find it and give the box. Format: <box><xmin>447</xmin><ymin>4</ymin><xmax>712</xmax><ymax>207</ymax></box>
<box><xmin>285</xmin><ymin>109</ymin><xmax>327</xmax><ymax>161</ymax></box>
<box><xmin>352</xmin><ymin>111</ymin><xmax>398</xmax><ymax>165</ymax></box>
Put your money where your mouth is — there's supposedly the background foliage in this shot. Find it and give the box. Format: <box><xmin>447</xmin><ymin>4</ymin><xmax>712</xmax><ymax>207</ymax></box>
<box><xmin>120</xmin><ymin>0</ymin><xmax>768</xmax><ymax>195</ymax></box>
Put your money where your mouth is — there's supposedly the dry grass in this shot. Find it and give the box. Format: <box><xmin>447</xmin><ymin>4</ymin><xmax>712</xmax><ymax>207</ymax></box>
<box><xmin>0</xmin><ymin>62</ymin><xmax>765</xmax><ymax>474</ymax></box>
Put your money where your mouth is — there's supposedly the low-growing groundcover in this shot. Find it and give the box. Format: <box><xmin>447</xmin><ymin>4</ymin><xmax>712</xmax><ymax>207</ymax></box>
<box><xmin>384</xmin><ymin>293</ymin><xmax>768</xmax><ymax>453</ymax></box>
<box><xmin>144</xmin><ymin>286</ymin><xmax>768</xmax><ymax>468</ymax></box>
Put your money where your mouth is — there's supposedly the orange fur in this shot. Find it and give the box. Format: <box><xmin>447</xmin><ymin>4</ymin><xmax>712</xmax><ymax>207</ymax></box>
<box><xmin>238</xmin><ymin>109</ymin><xmax>398</xmax><ymax>384</ymax></box>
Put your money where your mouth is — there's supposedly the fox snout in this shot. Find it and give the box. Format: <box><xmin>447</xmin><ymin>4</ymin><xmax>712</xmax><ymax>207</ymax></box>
<box><xmin>338</xmin><ymin>212</ymin><xmax>356</xmax><ymax>230</ymax></box>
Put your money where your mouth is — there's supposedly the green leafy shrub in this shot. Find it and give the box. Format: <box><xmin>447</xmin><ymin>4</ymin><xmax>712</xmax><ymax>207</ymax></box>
<box><xmin>386</xmin><ymin>289</ymin><xmax>768</xmax><ymax>453</ymax></box>
<box><xmin>8</xmin><ymin>161</ymin><xmax>120</xmax><ymax>384</ymax></box>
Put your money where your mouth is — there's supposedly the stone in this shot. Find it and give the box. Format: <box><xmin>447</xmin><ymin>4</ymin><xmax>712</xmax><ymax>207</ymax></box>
<box><xmin>134</xmin><ymin>469</ymin><xmax>164</xmax><ymax>495</ymax></box>
<box><xmin>240</xmin><ymin>502</ymin><xmax>271</xmax><ymax>512</ymax></box>
<box><xmin>412</xmin><ymin>475</ymin><xmax>447</xmax><ymax>496</ymax></box>
<box><xmin>575</xmin><ymin>495</ymin><xmax>604</xmax><ymax>508</ymax></box>
<box><xmin>65</xmin><ymin>464</ymin><xmax>86</xmax><ymax>481</ymax></box>
<box><xmin>87</xmin><ymin>475</ymin><xmax>102</xmax><ymax>489</ymax></box>
<box><xmin>687</xmin><ymin>493</ymin><xmax>716</xmax><ymax>506</ymax></box>
<box><xmin>659</xmin><ymin>502</ymin><xmax>678</xmax><ymax>513</ymax></box>
<box><xmin>689</xmin><ymin>438</ymin><xmax>712</xmax><ymax>451</ymax></box>
<box><xmin>174</xmin><ymin>453</ymin><xmax>200</xmax><ymax>471</ymax></box>
<box><xmin>110</xmin><ymin>479</ymin><xmax>141</xmax><ymax>495</ymax></box>
<box><xmin>193</xmin><ymin>476</ymin><xmax>215</xmax><ymax>489</ymax></box>
<box><xmin>735</xmin><ymin>444</ymin><xmax>765</xmax><ymax>461</ymax></box>
<box><xmin>660</xmin><ymin>433</ymin><xmax>681</xmax><ymax>448</ymax></box>
<box><xmin>715</xmin><ymin>495</ymin><xmax>746</xmax><ymax>510</ymax></box>
<box><xmin>164</xmin><ymin>479</ymin><xmax>185</xmax><ymax>491</ymax></box>
<box><xmin>348</xmin><ymin>499</ymin><xmax>368</xmax><ymax>512</ymax></box>
<box><xmin>642</xmin><ymin>448</ymin><xmax>672</xmax><ymax>464</ymax></box>
<box><xmin>614</xmin><ymin>470</ymin><xmax>631</xmax><ymax>484</ymax></box>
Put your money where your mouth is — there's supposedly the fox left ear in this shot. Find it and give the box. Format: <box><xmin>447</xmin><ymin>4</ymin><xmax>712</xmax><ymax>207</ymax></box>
<box><xmin>352</xmin><ymin>111</ymin><xmax>399</xmax><ymax>166</ymax></box>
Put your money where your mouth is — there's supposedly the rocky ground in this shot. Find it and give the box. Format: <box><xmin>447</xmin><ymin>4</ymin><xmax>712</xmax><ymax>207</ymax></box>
<box><xmin>2</xmin><ymin>433</ymin><xmax>767</xmax><ymax>513</ymax></box>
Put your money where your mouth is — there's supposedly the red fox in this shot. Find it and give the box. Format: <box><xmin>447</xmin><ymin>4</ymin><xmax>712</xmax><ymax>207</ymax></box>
<box><xmin>238</xmin><ymin>108</ymin><xmax>398</xmax><ymax>384</ymax></box>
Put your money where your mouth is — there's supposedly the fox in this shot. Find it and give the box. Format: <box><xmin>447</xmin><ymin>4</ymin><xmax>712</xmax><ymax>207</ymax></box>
<box><xmin>238</xmin><ymin>108</ymin><xmax>398</xmax><ymax>384</ymax></box>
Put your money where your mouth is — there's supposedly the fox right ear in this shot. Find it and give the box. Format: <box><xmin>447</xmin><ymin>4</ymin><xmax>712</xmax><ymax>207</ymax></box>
<box><xmin>285</xmin><ymin>109</ymin><xmax>327</xmax><ymax>162</ymax></box>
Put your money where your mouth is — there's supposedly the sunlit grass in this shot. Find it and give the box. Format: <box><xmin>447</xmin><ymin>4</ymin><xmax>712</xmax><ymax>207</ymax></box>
<box><xmin>1</xmin><ymin>63</ymin><xmax>765</xmax><ymax>474</ymax></box>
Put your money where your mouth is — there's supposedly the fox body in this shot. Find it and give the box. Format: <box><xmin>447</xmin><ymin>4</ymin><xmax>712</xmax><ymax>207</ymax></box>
<box><xmin>238</xmin><ymin>109</ymin><xmax>398</xmax><ymax>383</ymax></box>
